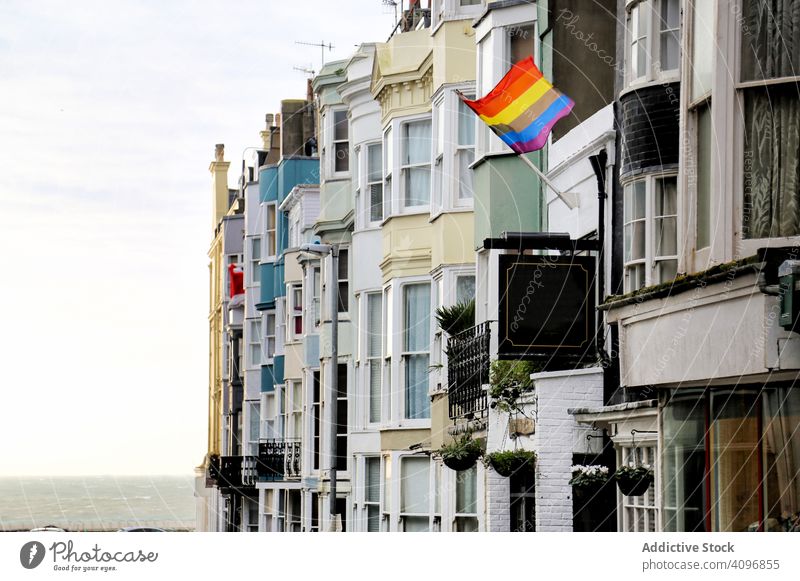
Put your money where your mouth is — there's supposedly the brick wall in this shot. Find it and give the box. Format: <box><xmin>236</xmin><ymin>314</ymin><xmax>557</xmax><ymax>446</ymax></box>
<box><xmin>532</xmin><ymin>368</ymin><xmax>604</xmax><ymax>532</ymax></box>
<box><xmin>620</xmin><ymin>82</ymin><xmax>680</xmax><ymax>178</ymax></box>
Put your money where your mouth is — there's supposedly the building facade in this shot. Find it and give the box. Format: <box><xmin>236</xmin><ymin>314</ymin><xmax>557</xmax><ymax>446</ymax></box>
<box><xmin>196</xmin><ymin>0</ymin><xmax>800</xmax><ymax>534</ymax></box>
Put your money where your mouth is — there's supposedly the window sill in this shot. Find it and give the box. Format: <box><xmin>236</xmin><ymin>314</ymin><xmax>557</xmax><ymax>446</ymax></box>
<box><xmin>619</xmin><ymin>75</ymin><xmax>680</xmax><ymax>99</ymax></box>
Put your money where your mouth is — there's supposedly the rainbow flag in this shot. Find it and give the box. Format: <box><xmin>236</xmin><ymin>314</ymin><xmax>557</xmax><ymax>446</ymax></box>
<box><xmin>459</xmin><ymin>56</ymin><xmax>574</xmax><ymax>154</ymax></box>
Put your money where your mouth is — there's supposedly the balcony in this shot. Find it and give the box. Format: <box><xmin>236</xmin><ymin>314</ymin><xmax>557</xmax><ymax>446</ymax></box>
<box><xmin>258</xmin><ymin>439</ymin><xmax>302</xmax><ymax>481</ymax></box>
<box><xmin>217</xmin><ymin>455</ymin><xmax>245</xmax><ymax>489</ymax></box>
<box><xmin>447</xmin><ymin>321</ymin><xmax>491</xmax><ymax>420</ymax></box>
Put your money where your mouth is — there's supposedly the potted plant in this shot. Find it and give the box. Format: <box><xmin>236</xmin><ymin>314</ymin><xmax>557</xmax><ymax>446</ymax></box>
<box><xmin>488</xmin><ymin>360</ymin><xmax>540</xmax><ymax>414</ymax></box>
<box><xmin>569</xmin><ymin>464</ymin><xmax>610</xmax><ymax>489</ymax></box>
<box><xmin>437</xmin><ymin>433</ymin><xmax>483</xmax><ymax>472</ymax></box>
<box><xmin>613</xmin><ymin>465</ymin><xmax>653</xmax><ymax>496</ymax></box>
<box><xmin>435</xmin><ymin>299</ymin><xmax>475</xmax><ymax>337</ymax></box>
<box><xmin>485</xmin><ymin>449</ymin><xmax>535</xmax><ymax>477</ymax></box>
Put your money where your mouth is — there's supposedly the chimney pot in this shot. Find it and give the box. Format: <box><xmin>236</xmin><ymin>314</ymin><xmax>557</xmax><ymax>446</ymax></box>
<box><xmin>214</xmin><ymin>144</ymin><xmax>225</xmax><ymax>162</ymax></box>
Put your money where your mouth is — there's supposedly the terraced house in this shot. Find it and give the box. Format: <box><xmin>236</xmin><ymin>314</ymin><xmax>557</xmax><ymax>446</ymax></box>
<box><xmin>196</xmin><ymin>0</ymin><xmax>800</xmax><ymax>534</ymax></box>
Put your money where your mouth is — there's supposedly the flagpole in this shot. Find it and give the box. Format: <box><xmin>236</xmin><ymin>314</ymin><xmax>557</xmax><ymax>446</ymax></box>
<box><xmin>518</xmin><ymin>154</ymin><xmax>580</xmax><ymax>210</ymax></box>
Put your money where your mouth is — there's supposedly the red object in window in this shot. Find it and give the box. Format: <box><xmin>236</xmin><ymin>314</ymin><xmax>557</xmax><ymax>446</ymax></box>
<box><xmin>228</xmin><ymin>264</ymin><xmax>245</xmax><ymax>297</ymax></box>
<box><xmin>294</xmin><ymin>307</ymin><xmax>303</xmax><ymax>335</ymax></box>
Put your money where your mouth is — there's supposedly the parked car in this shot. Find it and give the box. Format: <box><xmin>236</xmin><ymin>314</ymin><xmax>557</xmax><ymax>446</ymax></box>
<box><xmin>116</xmin><ymin>527</ymin><xmax>167</xmax><ymax>532</ymax></box>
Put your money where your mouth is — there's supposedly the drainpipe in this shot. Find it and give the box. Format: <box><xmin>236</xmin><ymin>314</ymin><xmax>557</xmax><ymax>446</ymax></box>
<box><xmin>588</xmin><ymin>149</ymin><xmax>607</xmax><ymax>382</ymax></box>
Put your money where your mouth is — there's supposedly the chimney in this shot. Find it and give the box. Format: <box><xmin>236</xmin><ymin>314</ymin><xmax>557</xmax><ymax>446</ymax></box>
<box><xmin>280</xmin><ymin>100</ymin><xmax>307</xmax><ymax>158</ymax></box>
<box><xmin>260</xmin><ymin>114</ymin><xmax>274</xmax><ymax>150</ymax></box>
<box><xmin>209</xmin><ymin>143</ymin><xmax>231</xmax><ymax>230</ymax></box>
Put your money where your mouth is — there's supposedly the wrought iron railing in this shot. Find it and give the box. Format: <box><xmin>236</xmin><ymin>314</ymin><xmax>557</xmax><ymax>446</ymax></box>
<box><xmin>218</xmin><ymin>455</ymin><xmax>244</xmax><ymax>488</ymax></box>
<box><xmin>257</xmin><ymin>439</ymin><xmax>302</xmax><ymax>481</ymax></box>
<box><xmin>447</xmin><ymin>321</ymin><xmax>491</xmax><ymax>419</ymax></box>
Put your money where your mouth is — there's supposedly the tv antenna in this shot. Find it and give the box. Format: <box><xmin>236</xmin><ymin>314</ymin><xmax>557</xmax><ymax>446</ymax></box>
<box><xmin>293</xmin><ymin>64</ymin><xmax>315</xmax><ymax>77</ymax></box>
<box><xmin>295</xmin><ymin>40</ymin><xmax>335</xmax><ymax>68</ymax></box>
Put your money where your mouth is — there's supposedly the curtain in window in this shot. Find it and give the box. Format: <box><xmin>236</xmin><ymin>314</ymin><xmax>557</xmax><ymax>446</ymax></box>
<box><xmin>743</xmin><ymin>84</ymin><xmax>800</xmax><ymax>238</ymax></box>
<box><xmin>367</xmin><ymin>293</ymin><xmax>382</xmax><ymax>423</ymax></box>
<box><xmin>404</xmin><ymin>284</ymin><xmax>431</xmax><ymax>419</ymax></box>
<box><xmin>404</xmin><ymin>121</ymin><xmax>431</xmax><ymax>206</ymax></box>
<box><xmin>457</xmin><ymin>149</ymin><xmax>475</xmax><ymax>199</ymax></box>
<box><xmin>742</xmin><ymin>1</ymin><xmax>800</xmax><ymax>238</ymax></box>
<box><xmin>401</xmin><ymin>457</ymin><xmax>430</xmax><ymax>514</ymax></box>
<box><xmin>456</xmin><ymin>465</ymin><xmax>477</xmax><ymax>514</ymax></box>
<box><xmin>368</xmin><ymin>144</ymin><xmax>383</xmax><ymax>221</ymax></box>
<box><xmin>763</xmin><ymin>388</ymin><xmax>800</xmax><ymax>530</ymax></box>
<box><xmin>741</xmin><ymin>0</ymin><xmax>800</xmax><ymax>83</ymax></box>
<box><xmin>365</xmin><ymin>458</ymin><xmax>381</xmax><ymax>532</ymax></box>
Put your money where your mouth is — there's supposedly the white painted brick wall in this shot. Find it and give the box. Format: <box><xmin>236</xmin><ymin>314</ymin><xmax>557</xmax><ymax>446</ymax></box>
<box><xmin>533</xmin><ymin>368</ymin><xmax>604</xmax><ymax>532</ymax></box>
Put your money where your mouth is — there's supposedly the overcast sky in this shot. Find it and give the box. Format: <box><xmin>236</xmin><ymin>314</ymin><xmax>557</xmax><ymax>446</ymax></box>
<box><xmin>0</xmin><ymin>0</ymin><xmax>396</xmax><ymax>476</ymax></box>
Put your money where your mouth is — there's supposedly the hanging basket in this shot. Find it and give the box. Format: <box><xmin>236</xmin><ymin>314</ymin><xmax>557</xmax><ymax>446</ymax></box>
<box><xmin>438</xmin><ymin>433</ymin><xmax>484</xmax><ymax>472</ymax></box>
<box><xmin>486</xmin><ymin>450</ymin><xmax>535</xmax><ymax>478</ymax></box>
<box><xmin>613</xmin><ymin>467</ymin><xmax>653</xmax><ymax>497</ymax></box>
<box><xmin>442</xmin><ymin>451</ymin><xmax>481</xmax><ymax>472</ymax></box>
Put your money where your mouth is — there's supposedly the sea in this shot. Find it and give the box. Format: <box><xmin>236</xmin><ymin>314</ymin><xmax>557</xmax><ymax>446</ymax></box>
<box><xmin>0</xmin><ymin>475</ymin><xmax>196</xmax><ymax>532</ymax></box>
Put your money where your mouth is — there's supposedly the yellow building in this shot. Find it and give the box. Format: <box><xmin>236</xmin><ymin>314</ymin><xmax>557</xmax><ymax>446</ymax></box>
<box><xmin>367</xmin><ymin>7</ymin><xmax>479</xmax><ymax>531</ymax></box>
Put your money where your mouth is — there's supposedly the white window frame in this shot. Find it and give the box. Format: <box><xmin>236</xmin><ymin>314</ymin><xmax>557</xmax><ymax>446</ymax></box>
<box><xmin>248</xmin><ymin>236</ymin><xmax>261</xmax><ymax>286</ymax></box>
<box><xmin>624</xmin><ymin>0</ymin><xmax>682</xmax><ymax>90</ymax></box>
<box><xmin>385</xmin><ymin>277</ymin><xmax>433</xmax><ymax>425</ymax></box>
<box><xmin>383</xmin><ymin>114</ymin><xmax>433</xmax><ymax>218</ymax></box>
<box><xmin>265</xmin><ymin>203</ymin><xmax>277</xmax><ymax>259</ymax></box>
<box><xmin>288</xmin><ymin>283</ymin><xmax>303</xmax><ymax>342</ymax></box>
<box><xmin>623</xmin><ymin>173</ymin><xmax>679</xmax><ymax>293</ymax></box>
<box><xmin>336</xmin><ymin>247</ymin><xmax>350</xmax><ymax>316</ymax></box>
<box><xmin>431</xmin><ymin>86</ymin><xmax>476</xmax><ymax>217</ymax></box>
<box><xmin>328</xmin><ymin>107</ymin><xmax>350</xmax><ymax>178</ymax></box>
<box><xmin>453</xmin><ymin>464</ymin><xmax>479</xmax><ymax>532</ymax></box>
<box><xmin>286</xmin><ymin>379</ymin><xmax>303</xmax><ymax>441</ymax></box>
<box><xmin>619</xmin><ymin>444</ymin><xmax>659</xmax><ymax>532</ymax></box>
<box><xmin>364</xmin><ymin>141</ymin><xmax>384</xmax><ymax>228</ymax></box>
<box><xmin>247</xmin><ymin>318</ymin><xmax>262</xmax><ymax>369</ymax></box>
<box><xmin>399</xmin><ymin>117</ymin><xmax>432</xmax><ymax>212</ymax></box>
<box><xmin>362</xmin><ymin>290</ymin><xmax>383</xmax><ymax>426</ymax></box>
<box><xmin>398</xmin><ymin>455</ymin><xmax>433</xmax><ymax>532</ymax></box>
<box><xmin>730</xmin><ymin>0</ymin><xmax>800</xmax><ymax>257</ymax></box>
<box><xmin>431</xmin><ymin>0</ymin><xmax>483</xmax><ymax>31</ymax></box>
<box><xmin>225</xmin><ymin>253</ymin><xmax>242</xmax><ymax>297</ymax></box>
<box><xmin>264</xmin><ymin>311</ymin><xmax>276</xmax><ymax>363</ymax></box>
<box><xmin>382</xmin><ymin>125</ymin><xmax>393</xmax><ymax>219</ymax></box>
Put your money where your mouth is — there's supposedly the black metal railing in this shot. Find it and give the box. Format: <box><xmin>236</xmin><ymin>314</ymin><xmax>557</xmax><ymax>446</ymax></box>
<box><xmin>257</xmin><ymin>439</ymin><xmax>302</xmax><ymax>481</ymax></box>
<box><xmin>218</xmin><ymin>455</ymin><xmax>244</xmax><ymax>488</ymax></box>
<box><xmin>447</xmin><ymin>321</ymin><xmax>491</xmax><ymax>419</ymax></box>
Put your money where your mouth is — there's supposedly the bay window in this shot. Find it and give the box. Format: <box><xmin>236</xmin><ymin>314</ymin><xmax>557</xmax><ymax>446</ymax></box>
<box><xmin>247</xmin><ymin>319</ymin><xmax>262</xmax><ymax>368</ymax></box>
<box><xmin>335</xmin><ymin>364</ymin><xmax>348</xmax><ymax>471</ymax></box>
<box><xmin>247</xmin><ymin>401</ymin><xmax>260</xmax><ymax>456</ymax></box>
<box><xmin>623</xmin><ymin>175</ymin><xmax>678</xmax><ymax>292</ymax></box>
<box><xmin>383</xmin><ymin>127</ymin><xmax>393</xmax><ymax>218</ymax></box>
<box><xmin>454</xmin><ymin>466</ymin><xmax>478</xmax><ymax>532</ymax></box>
<box><xmin>264</xmin><ymin>312</ymin><xmax>276</xmax><ymax>361</ymax></box>
<box><xmin>663</xmin><ymin>386</ymin><xmax>800</xmax><ymax>532</ymax></box>
<box><xmin>266</xmin><ymin>204</ymin><xmax>277</xmax><ymax>258</ymax></box>
<box><xmin>365</xmin><ymin>457</ymin><xmax>381</xmax><ymax>532</ymax></box>
<box><xmin>332</xmin><ymin>109</ymin><xmax>349</xmax><ymax>173</ymax></box>
<box><xmin>403</xmin><ymin>283</ymin><xmax>431</xmax><ymax>420</ymax></box>
<box><xmin>249</xmin><ymin>237</ymin><xmax>261</xmax><ymax>285</ymax></box>
<box><xmin>366</xmin><ymin>292</ymin><xmax>382</xmax><ymax>424</ymax></box>
<box><xmin>337</xmin><ymin>248</ymin><xmax>349</xmax><ymax>313</ymax></box>
<box><xmin>739</xmin><ymin>0</ymin><xmax>800</xmax><ymax>239</ymax></box>
<box><xmin>626</xmin><ymin>0</ymin><xmax>681</xmax><ymax>87</ymax></box>
<box><xmin>400</xmin><ymin>456</ymin><xmax>431</xmax><ymax>531</ymax></box>
<box><xmin>508</xmin><ymin>23</ymin><xmax>534</xmax><ymax>66</ymax></box>
<box><xmin>456</xmin><ymin>97</ymin><xmax>475</xmax><ymax>201</ymax></box>
<box><xmin>289</xmin><ymin>284</ymin><xmax>302</xmax><ymax>340</ymax></box>
<box><xmin>401</xmin><ymin>119</ymin><xmax>432</xmax><ymax>208</ymax></box>
<box><xmin>367</xmin><ymin>143</ymin><xmax>383</xmax><ymax>224</ymax></box>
